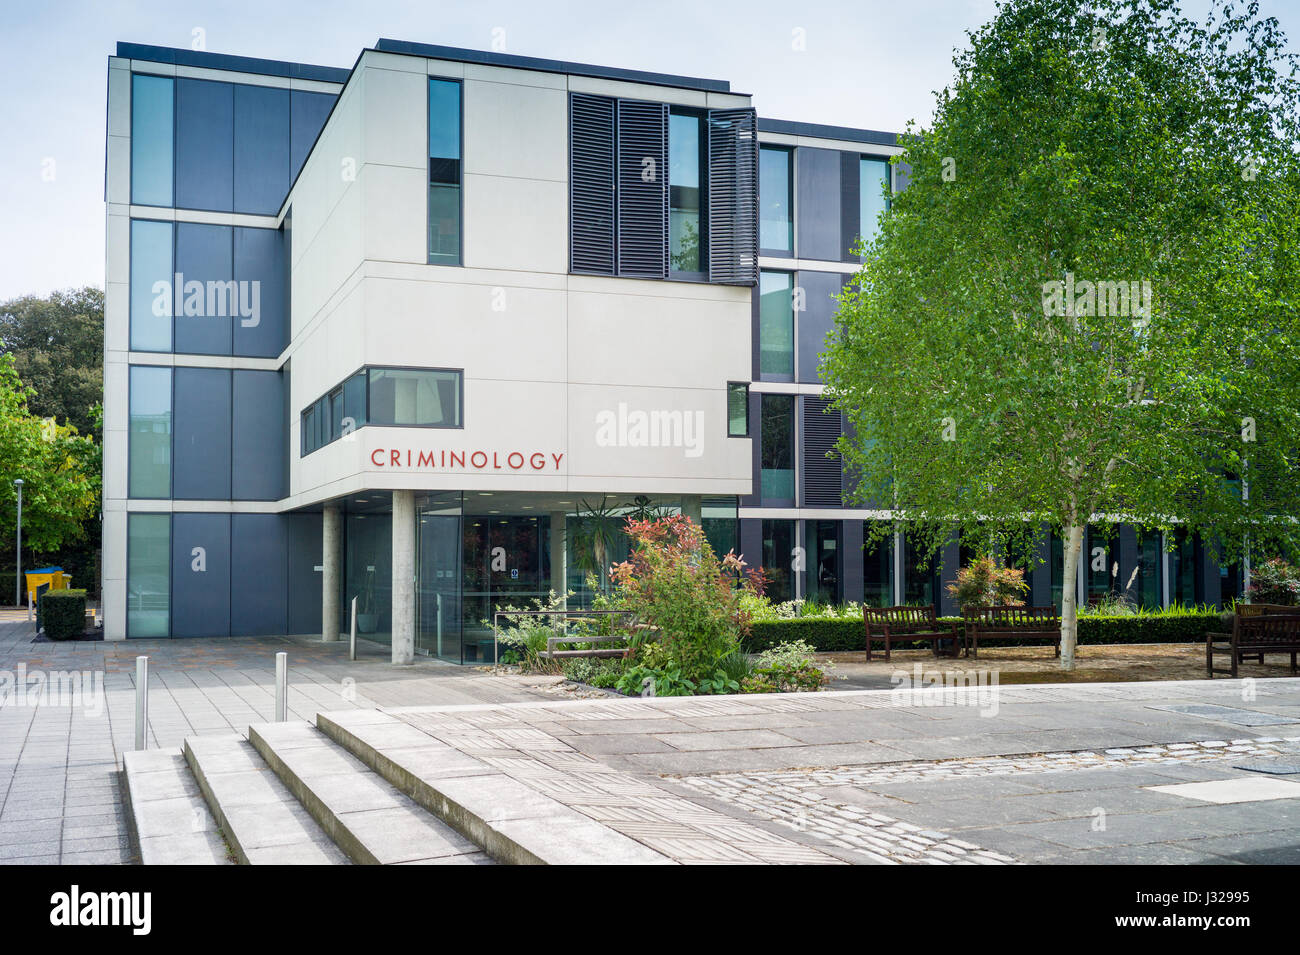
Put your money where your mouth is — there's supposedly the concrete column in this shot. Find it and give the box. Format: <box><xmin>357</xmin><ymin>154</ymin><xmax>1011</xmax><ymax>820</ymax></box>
<box><xmin>321</xmin><ymin>505</ymin><xmax>341</xmax><ymax>642</ymax></box>
<box><xmin>549</xmin><ymin>510</ymin><xmax>567</xmax><ymax>607</ymax></box>
<box><xmin>391</xmin><ymin>490</ymin><xmax>415</xmax><ymax>665</ymax></box>
<box><xmin>681</xmin><ymin>495</ymin><xmax>702</xmax><ymax>525</ymax></box>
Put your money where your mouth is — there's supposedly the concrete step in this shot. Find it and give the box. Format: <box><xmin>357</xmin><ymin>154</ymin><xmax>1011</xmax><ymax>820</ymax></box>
<box><xmin>121</xmin><ymin>748</ymin><xmax>232</xmax><ymax>865</ymax></box>
<box><xmin>183</xmin><ymin>733</ymin><xmax>349</xmax><ymax>865</ymax></box>
<box><xmin>317</xmin><ymin>708</ymin><xmax>674</xmax><ymax>865</ymax></box>
<box><xmin>247</xmin><ymin>720</ymin><xmax>491</xmax><ymax>865</ymax></box>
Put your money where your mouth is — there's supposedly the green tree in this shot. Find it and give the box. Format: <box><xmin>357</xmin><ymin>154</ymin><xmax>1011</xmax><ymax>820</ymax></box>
<box><xmin>822</xmin><ymin>0</ymin><xmax>1300</xmax><ymax>669</ymax></box>
<box><xmin>0</xmin><ymin>353</ymin><xmax>101</xmax><ymax>569</ymax></box>
<box><xmin>0</xmin><ymin>287</ymin><xmax>103</xmax><ymax>437</ymax></box>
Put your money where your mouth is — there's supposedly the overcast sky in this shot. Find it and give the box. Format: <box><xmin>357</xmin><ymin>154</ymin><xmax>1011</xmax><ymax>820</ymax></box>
<box><xmin>0</xmin><ymin>0</ymin><xmax>1292</xmax><ymax>300</ymax></box>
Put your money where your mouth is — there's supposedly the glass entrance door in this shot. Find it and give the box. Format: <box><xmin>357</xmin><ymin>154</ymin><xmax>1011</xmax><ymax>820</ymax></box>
<box><xmin>461</xmin><ymin>515</ymin><xmax>549</xmax><ymax>663</ymax></box>
<box><xmin>416</xmin><ymin>494</ymin><xmax>463</xmax><ymax>663</ymax></box>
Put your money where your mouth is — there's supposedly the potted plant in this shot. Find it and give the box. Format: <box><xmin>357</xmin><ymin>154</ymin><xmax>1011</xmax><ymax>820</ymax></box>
<box><xmin>946</xmin><ymin>556</ymin><xmax>1029</xmax><ymax>609</ymax></box>
<box><xmin>356</xmin><ymin>570</ymin><xmax>377</xmax><ymax>633</ymax></box>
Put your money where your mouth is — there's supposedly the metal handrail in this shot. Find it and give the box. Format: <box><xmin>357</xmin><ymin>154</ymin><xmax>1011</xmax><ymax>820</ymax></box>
<box><xmin>491</xmin><ymin>608</ymin><xmax>636</xmax><ymax>671</ymax></box>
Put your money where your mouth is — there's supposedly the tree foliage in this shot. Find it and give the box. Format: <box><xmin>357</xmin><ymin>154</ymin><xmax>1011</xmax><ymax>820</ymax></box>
<box><xmin>0</xmin><ymin>353</ymin><xmax>101</xmax><ymax>556</ymax></box>
<box><xmin>821</xmin><ymin>0</ymin><xmax>1300</xmax><ymax>667</ymax></box>
<box><xmin>0</xmin><ymin>287</ymin><xmax>103</xmax><ymax>438</ymax></box>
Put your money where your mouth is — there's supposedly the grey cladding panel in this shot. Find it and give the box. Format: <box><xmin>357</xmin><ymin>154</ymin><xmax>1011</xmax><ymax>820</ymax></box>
<box><xmin>232</xmin><ymin>369</ymin><xmax>286</xmax><ymax>500</ymax></box>
<box><xmin>173</xmin><ymin>367</ymin><xmax>231</xmax><ymax>500</ymax></box>
<box><xmin>286</xmin><ymin>512</ymin><xmax>323</xmax><ymax>635</ymax></box>
<box><xmin>171</xmin><ymin>512</ymin><xmax>231</xmax><ymax>637</ymax></box>
<box><xmin>796</xmin><ymin>147</ymin><xmax>841</xmax><ymax>262</ymax></box>
<box><xmin>797</xmin><ymin>271</ymin><xmax>849</xmax><ymax>383</ymax></box>
<box><xmin>231</xmin><ymin>514</ymin><xmax>287</xmax><ymax>635</ymax></box>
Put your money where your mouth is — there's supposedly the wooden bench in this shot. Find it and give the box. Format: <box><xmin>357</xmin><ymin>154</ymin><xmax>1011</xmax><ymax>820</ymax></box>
<box><xmin>863</xmin><ymin>605</ymin><xmax>960</xmax><ymax>661</ymax></box>
<box><xmin>962</xmin><ymin>605</ymin><xmax>1061</xmax><ymax>659</ymax></box>
<box><xmin>1232</xmin><ymin>604</ymin><xmax>1297</xmax><ymax>664</ymax></box>
<box><xmin>1206</xmin><ymin>612</ymin><xmax>1300</xmax><ymax>678</ymax></box>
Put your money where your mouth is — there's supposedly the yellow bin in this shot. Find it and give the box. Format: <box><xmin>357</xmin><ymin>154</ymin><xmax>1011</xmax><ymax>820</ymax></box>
<box><xmin>24</xmin><ymin>566</ymin><xmax>67</xmax><ymax>605</ymax></box>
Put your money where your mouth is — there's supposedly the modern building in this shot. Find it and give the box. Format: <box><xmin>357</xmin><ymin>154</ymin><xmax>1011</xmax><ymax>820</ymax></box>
<box><xmin>102</xmin><ymin>39</ymin><xmax>1243</xmax><ymax>658</ymax></box>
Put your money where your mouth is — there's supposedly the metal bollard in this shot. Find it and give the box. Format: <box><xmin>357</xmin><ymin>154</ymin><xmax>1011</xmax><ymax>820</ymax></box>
<box><xmin>275</xmin><ymin>651</ymin><xmax>288</xmax><ymax>722</ymax></box>
<box><xmin>349</xmin><ymin>596</ymin><xmax>357</xmax><ymax>662</ymax></box>
<box><xmin>134</xmin><ymin>656</ymin><xmax>149</xmax><ymax>750</ymax></box>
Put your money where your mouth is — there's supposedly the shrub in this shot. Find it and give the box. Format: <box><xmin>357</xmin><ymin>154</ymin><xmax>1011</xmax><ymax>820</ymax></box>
<box><xmin>745</xmin><ymin>610</ymin><xmax>1226</xmax><ymax>653</ymax></box>
<box><xmin>561</xmin><ymin>657</ymin><xmax>626</xmax><ymax>688</ymax></box>
<box><xmin>742</xmin><ymin>639</ymin><xmax>830</xmax><ymax>693</ymax></box>
<box><xmin>609</xmin><ymin>515</ymin><xmax>763</xmax><ymax>683</ymax></box>
<box><xmin>493</xmin><ymin>590</ymin><xmax>582</xmax><ymax>672</ymax></box>
<box><xmin>1246</xmin><ymin>557</ymin><xmax>1300</xmax><ymax>606</ymax></box>
<box><xmin>742</xmin><ymin>662</ymin><xmax>829</xmax><ymax>693</ymax></box>
<box><xmin>42</xmin><ymin>589</ymin><xmax>87</xmax><ymax>641</ymax></box>
<box><xmin>946</xmin><ymin>557</ymin><xmax>1028</xmax><ymax>609</ymax></box>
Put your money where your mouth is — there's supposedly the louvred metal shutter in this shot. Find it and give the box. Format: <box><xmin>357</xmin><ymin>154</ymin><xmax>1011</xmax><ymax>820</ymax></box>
<box><xmin>615</xmin><ymin>99</ymin><xmax>669</xmax><ymax>278</ymax></box>
<box><xmin>707</xmin><ymin>107</ymin><xmax>759</xmax><ymax>286</ymax></box>
<box><xmin>569</xmin><ymin>93</ymin><xmax>616</xmax><ymax>275</ymax></box>
<box><xmin>802</xmin><ymin>395</ymin><xmax>844</xmax><ymax>507</ymax></box>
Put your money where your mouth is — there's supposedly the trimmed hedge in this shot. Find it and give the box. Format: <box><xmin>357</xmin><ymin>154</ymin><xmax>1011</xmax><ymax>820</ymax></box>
<box><xmin>744</xmin><ymin>613</ymin><xmax>1227</xmax><ymax>654</ymax></box>
<box><xmin>42</xmin><ymin>589</ymin><xmax>88</xmax><ymax>641</ymax></box>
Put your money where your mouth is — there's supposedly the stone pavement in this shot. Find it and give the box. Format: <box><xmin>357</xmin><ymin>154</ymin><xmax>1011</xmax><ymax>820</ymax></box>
<box><xmin>374</xmin><ymin>678</ymin><xmax>1300</xmax><ymax>864</ymax></box>
<box><xmin>0</xmin><ymin>618</ymin><xmax>560</xmax><ymax>864</ymax></box>
<box><xmin>5</xmin><ymin>610</ymin><xmax>1300</xmax><ymax>865</ymax></box>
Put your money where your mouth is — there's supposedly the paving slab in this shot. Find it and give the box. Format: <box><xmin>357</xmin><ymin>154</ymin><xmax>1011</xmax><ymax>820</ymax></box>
<box><xmin>183</xmin><ymin>733</ymin><xmax>346</xmax><ymax>865</ymax></box>
<box><xmin>1147</xmin><ymin>776</ymin><xmax>1300</xmax><ymax>804</ymax></box>
<box><xmin>247</xmin><ymin>721</ymin><xmax>487</xmax><ymax>865</ymax></box>
<box><xmin>121</xmin><ymin>748</ymin><xmax>230</xmax><ymax>865</ymax></box>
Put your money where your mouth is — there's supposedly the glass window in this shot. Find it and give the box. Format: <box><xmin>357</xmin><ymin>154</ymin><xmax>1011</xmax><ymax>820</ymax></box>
<box><xmin>863</xmin><ymin>526</ymin><xmax>895</xmax><ymax>607</ymax></box>
<box><xmin>858</xmin><ymin>157</ymin><xmax>890</xmax><ymax>256</ymax></box>
<box><xmin>902</xmin><ymin>534</ymin><xmax>940</xmax><ymax>606</ymax></box>
<box><xmin>129</xmin><ymin>366</ymin><xmax>172</xmax><ymax>498</ymax></box>
<box><xmin>130</xmin><ymin>219</ymin><xmax>173</xmax><ymax>352</ymax></box>
<box><xmin>428</xmin><ymin>79</ymin><xmax>462</xmax><ymax>265</ymax></box>
<box><xmin>1168</xmin><ymin>529</ymin><xmax>1201</xmax><ymax>607</ymax></box>
<box><xmin>342</xmin><ymin>371</ymin><xmax>367</xmax><ymax>435</ymax></box>
<box><xmin>669</xmin><ymin>110</ymin><xmax>706</xmax><ymax>274</ymax></box>
<box><xmin>760</xmin><ymin>394</ymin><xmax>795</xmax><ymax>500</ymax></box>
<box><xmin>1086</xmin><ymin>528</ymin><xmax>1119</xmax><ymax>605</ymax></box>
<box><xmin>727</xmin><ymin>383</ymin><xmax>749</xmax><ymax>437</ymax></box>
<box><xmin>809</xmin><ymin>521</ymin><xmax>840</xmax><ymax>604</ymax></box>
<box><xmin>701</xmin><ymin>496</ymin><xmax>738</xmax><ymax>558</ymax></box>
<box><xmin>369</xmin><ymin>369</ymin><xmax>462</xmax><ymax>427</ymax></box>
<box><xmin>301</xmin><ymin>404</ymin><xmax>316</xmax><ymax>456</ymax></box>
<box><xmin>131</xmin><ymin>74</ymin><xmax>174</xmax><ymax>206</ymax></box>
<box><xmin>759</xmin><ymin>146</ymin><xmax>792</xmax><ymax>253</ymax></box>
<box><xmin>759</xmin><ymin>271</ymin><xmax>795</xmax><ymax>379</ymax></box>
<box><xmin>128</xmin><ymin>513</ymin><xmax>170</xmax><ymax>637</ymax></box>
<box><xmin>1135</xmin><ymin>530</ymin><xmax>1163</xmax><ymax>610</ymax></box>
<box><xmin>329</xmin><ymin>388</ymin><xmax>344</xmax><ymax>442</ymax></box>
<box><xmin>761</xmin><ymin>519</ymin><xmax>797</xmax><ymax>604</ymax></box>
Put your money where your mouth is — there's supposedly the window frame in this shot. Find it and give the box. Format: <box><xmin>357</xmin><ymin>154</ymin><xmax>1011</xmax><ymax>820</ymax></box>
<box><xmin>726</xmin><ymin>382</ymin><xmax>750</xmax><ymax>438</ymax></box>
<box><xmin>426</xmin><ymin>77</ymin><xmax>464</xmax><ymax>267</ymax></box>
<box><xmin>299</xmin><ymin>366</ymin><xmax>465</xmax><ymax>457</ymax></box>
<box><xmin>758</xmin><ymin>144</ymin><xmax>794</xmax><ymax>257</ymax></box>
<box><xmin>128</xmin><ymin>364</ymin><xmax>174</xmax><ymax>500</ymax></box>
<box><xmin>758</xmin><ymin>269</ymin><xmax>796</xmax><ymax>382</ymax></box>
<box><xmin>668</xmin><ymin>106</ymin><xmax>709</xmax><ymax>280</ymax></box>
<box><xmin>130</xmin><ymin>72</ymin><xmax>176</xmax><ymax>208</ymax></box>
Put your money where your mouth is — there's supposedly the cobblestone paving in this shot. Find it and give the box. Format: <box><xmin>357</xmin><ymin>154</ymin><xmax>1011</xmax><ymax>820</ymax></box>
<box><xmin>674</xmin><ymin>737</ymin><xmax>1300</xmax><ymax>864</ymax></box>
